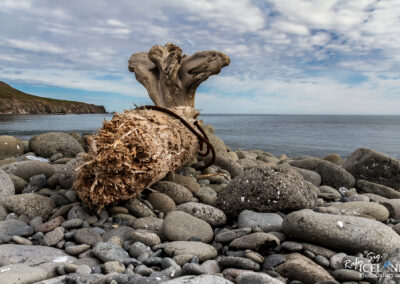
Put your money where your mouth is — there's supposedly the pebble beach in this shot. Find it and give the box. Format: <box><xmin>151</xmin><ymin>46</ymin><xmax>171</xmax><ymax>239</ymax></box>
<box><xmin>1</xmin><ymin>126</ymin><xmax>400</xmax><ymax>284</ymax></box>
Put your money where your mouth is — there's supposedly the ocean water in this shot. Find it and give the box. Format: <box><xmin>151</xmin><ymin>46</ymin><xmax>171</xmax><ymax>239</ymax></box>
<box><xmin>1</xmin><ymin>113</ymin><xmax>399</xmax><ymax>159</ymax></box>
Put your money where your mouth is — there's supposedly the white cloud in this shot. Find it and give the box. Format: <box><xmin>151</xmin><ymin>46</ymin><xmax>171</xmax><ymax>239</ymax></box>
<box><xmin>0</xmin><ymin>0</ymin><xmax>399</xmax><ymax>114</ymax></box>
<box><xmin>4</xmin><ymin>38</ymin><xmax>66</xmax><ymax>54</ymax></box>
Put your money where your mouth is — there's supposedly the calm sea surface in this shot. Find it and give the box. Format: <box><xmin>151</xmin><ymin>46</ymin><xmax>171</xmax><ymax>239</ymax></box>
<box><xmin>1</xmin><ymin>114</ymin><xmax>399</xmax><ymax>159</ymax></box>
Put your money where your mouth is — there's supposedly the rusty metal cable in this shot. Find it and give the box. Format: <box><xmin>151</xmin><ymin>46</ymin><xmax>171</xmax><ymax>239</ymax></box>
<box><xmin>135</xmin><ymin>105</ymin><xmax>216</xmax><ymax>170</ymax></box>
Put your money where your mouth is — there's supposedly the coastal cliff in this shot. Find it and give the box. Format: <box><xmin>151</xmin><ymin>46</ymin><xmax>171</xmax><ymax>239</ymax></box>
<box><xmin>0</xmin><ymin>81</ymin><xmax>106</xmax><ymax>114</ymax></box>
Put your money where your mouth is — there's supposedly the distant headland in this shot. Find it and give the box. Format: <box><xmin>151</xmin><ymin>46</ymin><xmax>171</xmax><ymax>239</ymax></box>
<box><xmin>0</xmin><ymin>81</ymin><xmax>106</xmax><ymax>114</ymax></box>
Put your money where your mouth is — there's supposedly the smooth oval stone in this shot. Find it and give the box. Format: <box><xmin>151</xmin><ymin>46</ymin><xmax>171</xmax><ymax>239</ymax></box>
<box><xmin>1</xmin><ymin>193</ymin><xmax>55</xmax><ymax>219</ymax></box>
<box><xmin>164</xmin><ymin>241</ymin><xmax>217</xmax><ymax>262</ymax></box>
<box><xmin>275</xmin><ymin>253</ymin><xmax>335</xmax><ymax>283</ymax></box>
<box><xmin>163</xmin><ymin>275</ymin><xmax>233</xmax><ymax>284</ymax></box>
<box><xmin>176</xmin><ymin>202</ymin><xmax>227</xmax><ymax>226</ymax></box>
<box><xmin>328</xmin><ymin>201</ymin><xmax>389</xmax><ymax>221</ymax></box>
<box><xmin>238</xmin><ymin>210</ymin><xmax>283</xmax><ymax>232</ymax></box>
<box><xmin>283</xmin><ymin>210</ymin><xmax>400</xmax><ymax>254</ymax></box>
<box><xmin>218</xmin><ymin>256</ymin><xmax>260</xmax><ymax>271</ymax></box>
<box><xmin>215</xmin><ymin>228</ymin><xmax>252</xmax><ymax>243</ymax></box>
<box><xmin>93</xmin><ymin>242</ymin><xmax>129</xmax><ymax>262</ymax></box>
<box><xmin>163</xmin><ymin>211</ymin><xmax>213</xmax><ymax>242</ymax></box>
<box><xmin>229</xmin><ymin>232</ymin><xmax>280</xmax><ymax>251</ymax></box>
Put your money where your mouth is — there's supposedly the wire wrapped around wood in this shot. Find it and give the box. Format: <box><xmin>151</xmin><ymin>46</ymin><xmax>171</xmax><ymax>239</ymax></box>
<box><xmin>73</xmin><ymin>106</ymin><xmax>213</xmax><ymax>211</ymax></box>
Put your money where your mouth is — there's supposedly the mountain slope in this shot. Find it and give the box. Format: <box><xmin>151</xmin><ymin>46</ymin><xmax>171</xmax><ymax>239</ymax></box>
<box><xmin>0</xmin><ymin>81</ymin><xmax>106</xmax><ymax>114</ymax></box>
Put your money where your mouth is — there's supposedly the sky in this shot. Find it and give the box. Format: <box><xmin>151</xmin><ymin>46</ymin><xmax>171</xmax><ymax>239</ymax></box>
<box><xmin>0</xmin><ymin>0</ymin><xmax>400</xmax><ymax>114</ymax></box>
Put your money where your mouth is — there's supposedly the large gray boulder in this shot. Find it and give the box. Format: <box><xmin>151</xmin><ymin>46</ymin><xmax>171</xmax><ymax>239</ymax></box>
<box><xmin>216</xmin><ymin>165</ymin><xmax>318</xmax><ymax>217</ymax></box>
<box><xmin>29</xmin><ymin>132</ymin><xmax>84</xmax><ymax>158</ymax></box>
<box><xmin>0</xmin><ymin>136</ymin><xmax>24</xmax><ymax>159</ymax></box>
<box><xmin>283</xmin><ymin>209</ymin><xmax>400</xmax><ymax>254</ymax></box>
<box><xmin>0</xmin><ymin>169</ymin><xmax>15</xmax><ymax>198</ymax></box>
<box><xmin>282</xmin><ymin>157</ymin><xmax>355</xmax><ymax>188</ymax></box>
<box><xmin>344</xmin><ymin>148</ymin><xmax>400</xmax><ymax>189</ymax></box>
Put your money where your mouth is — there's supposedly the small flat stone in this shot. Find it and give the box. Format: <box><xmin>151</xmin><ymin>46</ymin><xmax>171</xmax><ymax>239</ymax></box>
<box><xmin>281</xmin><ymin>241</ymin><xmax>303</xmax><ymax>252</ymax></box>
<box><xmin>61</xmin><ymin>218</ymin><xmax>83</xmax><ymax>229</ymax></box>
<box><xmin>11</xmin><ymin>235</ymin><xmax>32</xmax><ymax>245</ymax></box>
<box><xmin>275</xmin><ymin>253</ymin><xmax>335</xmax><ymax>283</ymax></box>
<box><xmin>236</xmin><ymin>271</ymin><xmax>285</xmax><ymax>284</ymax></box>
<box><xmin>331</xmin><ymin>269</ymin><xmax>363</xmax><ymax>281</ymax></box>
<box><xmin>263</xmin><ymin>254</ymin><xmax>286</xmax><ymax>270</ymax></box>
<box><xmin>65</xmin><ymin>244</ymin><xmax>90</xmax><ymax>255</ymax></box>
<box><xmin>131</xmin><ymin>230</ymin><xmax>161</xmax><ymax>247</ymax></box>
<box><xmin>104</xmin><ymin>261</ymin><xmax>125</xmax><ymax>273</ymax></box>
<box><xmin>163</xmin><ymin>211</ymin><xmax>213</xmax><ymax>242</ymax></box>
<box><xmin>35</xmin><ymin>216</ymin><xmax>64</xmax><ymax>233</ymax></box>
<box><xmin>218</xmin><ymin>256</ymin><xmax>260</xmax><ymax>271</ymax></box>
<box><xmin>229</xmin><ymin>232</ymin><xmax>280</xmax><ymax>251</ymax></box>
<box><xmin>215</xmin><ymin>228</ymin><xmax>251</xmax><ymax>243</ymax></box>
<box><xmin>93</xmin><ymin>242</ymin><xmax>129</xmax><ymax>262</ymax></box>
<box><xmin>164</xmin><ymin>241</ymin><xmax>217</xmax><ymax>262</ymax></box>
<box><xmin>238</xmin><ymin>210</ymin><xmax>283</xmax><ymax>232</ymax></box>
<box><xmin>43</xmin><ymin>227</ymin><xmax>65</xmax><ymax>246</ymax></box>
<box><xmin>0</xmin><ymin>244</ymin><xmax>76</xmax><ymax>266</ymax></box>
<box><xmin>176</xmin><ymin>202</ymin><xmax>227</xmax><ymax>226</ymax></box>
<box><xmin>74</xmin><ymin>228</ymin><xmax>102</xmax><ymax>246</ymax></box>
<box><xmin>124</xmin><ymin>199</ymin><xmax>155</xmax><ymax>218</ymax></box>
<box><xmin>76</xmin><ymin>264</ymin><xmax>92</xmax><ymax>275</ymax></box>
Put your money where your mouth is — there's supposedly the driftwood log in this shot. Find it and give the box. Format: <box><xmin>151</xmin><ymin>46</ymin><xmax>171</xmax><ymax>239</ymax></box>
<box><xmin>74</xmin><ymin>43</ymin><xmax>230</xmax><ymax>210</ymax></box>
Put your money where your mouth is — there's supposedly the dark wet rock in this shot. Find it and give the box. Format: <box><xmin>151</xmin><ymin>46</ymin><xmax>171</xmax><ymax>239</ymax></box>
<box><xmin>217</xmin><ymin>165</ymin><xmax>318</xmax><ymax>217</ymax></box>
<box><xmin>23</xmin><ymin>174</ymin><xmax>47</xmax><ymax>193</ymax></box>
